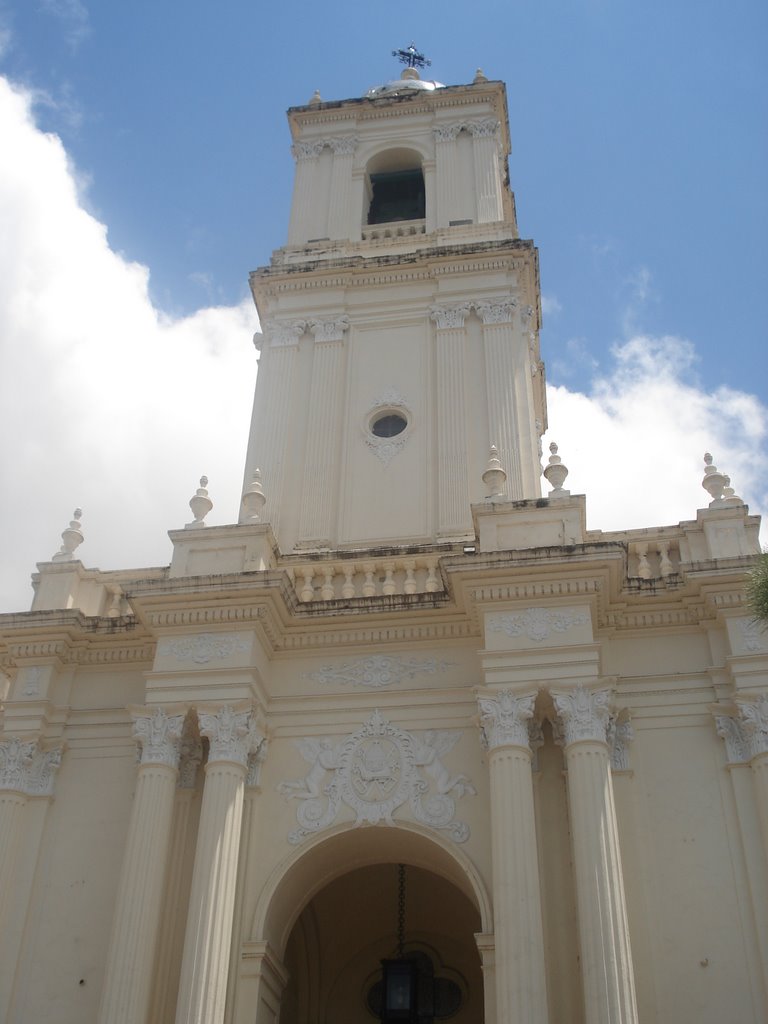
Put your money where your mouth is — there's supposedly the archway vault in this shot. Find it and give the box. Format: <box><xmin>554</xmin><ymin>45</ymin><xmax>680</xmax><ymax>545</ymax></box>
<box><xmin>250</xmin><ymin>821</ymin><xmax>493</xmax><ymax>959</ymax></box>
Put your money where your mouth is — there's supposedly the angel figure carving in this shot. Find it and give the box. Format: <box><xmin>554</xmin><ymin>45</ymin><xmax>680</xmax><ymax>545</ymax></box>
<box><xmin>277</xmin><ymin>738</ymin><xmax>338</xmax><ymax>800</ymax></box>
<box><xmin>415</xmin><ymin>730</ymin><xmax>477</xmax><ymax>798</ymax></box>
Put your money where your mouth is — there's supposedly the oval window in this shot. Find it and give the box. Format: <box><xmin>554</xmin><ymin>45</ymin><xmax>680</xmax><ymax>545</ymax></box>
<box><xmin>371</xmin><ymin>413</ymin><xmax>407</xmax><ymax>438</ymax></box>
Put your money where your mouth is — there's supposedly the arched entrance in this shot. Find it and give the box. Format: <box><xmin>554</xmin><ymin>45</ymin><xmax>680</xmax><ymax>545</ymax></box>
<box><xmin>247</xmin><ymin>824</ymin><xmax>491</xmax><ymax>1024</ymax></box>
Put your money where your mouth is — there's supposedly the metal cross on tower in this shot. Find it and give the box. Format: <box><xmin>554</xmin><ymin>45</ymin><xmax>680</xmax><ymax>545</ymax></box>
<box><xmin>391</xmin><ymin>43</ymin><xmax>431</xmax><ymax>70</ymax></box>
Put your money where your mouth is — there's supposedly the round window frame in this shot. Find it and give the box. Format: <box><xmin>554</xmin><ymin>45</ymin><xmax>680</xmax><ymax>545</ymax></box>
<box><xmin>369</xmin><ymin>410</ymin><xmax>409</xmax><ymax>439</ymax></box>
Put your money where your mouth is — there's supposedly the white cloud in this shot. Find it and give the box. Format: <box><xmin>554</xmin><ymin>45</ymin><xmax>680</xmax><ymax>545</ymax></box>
<box><xmin>0</xmin><ymin>75</ymin><xmax>764</xmax><ymax>612</ymax></box>
<box><xmin>541</xmin><ymin>294</ymin><xmax>561</xmax><ymax>318</ymax></box>
<box><xmin>0</xmin><ymin>77</ymin><xmax>258</xmax><ymax>611</ymax></box>
<box><xmin>544</xmin><ymin>334</ymin><xmax>768</xmax><ymax>536</ymax></box>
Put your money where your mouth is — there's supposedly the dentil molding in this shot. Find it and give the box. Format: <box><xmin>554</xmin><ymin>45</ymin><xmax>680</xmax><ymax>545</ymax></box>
<box><xmin>278</xmin><ymin>711</ymin><xmax>475</xmax><ymax>844</ymax></box>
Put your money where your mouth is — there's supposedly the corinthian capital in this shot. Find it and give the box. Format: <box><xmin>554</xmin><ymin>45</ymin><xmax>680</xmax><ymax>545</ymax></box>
<box><xmin>433</xmin><ymin>123</ymin><xmax>463</xmax><ymax>142</ymax></box>
<box><xmin>327</xmin><ymin>135</ymin><xmax>359</xmax><ymax>156</ymax></box>
<box><xmin>0</xmin><ymin>738</ymin><xmax>63</xmax><ymax>796</ymax></box>
<box><xmin>307</xmin><ymin>315</ymin><xmax>350</xmax><ymax>343</ymax></box>
<box><xmin>264</xmin><ymin>319</ymin><xmax>306</xmax><ymax>347</ymax></box>
<box><xmin>0</xmin><ymin>737</ymin><xmax>37</xmax><ymax>791</ymax></box>
<box><xmin>736</xmin><ymin>695</ymin><xmax>768</xmax><ymax>758</ymax></box>
<box><xmin>430</xmin><ymin>304</ymin><xmax>471</xmax><ymax>330</ymax></box>
<box><xmin>552</xmin><ymin>686</ymin><xmax>613</xmax><ymax>746</ymax></box>
<box><xmin>477</xmin><ymin>690</ymin><xmax>537</xmax><ymax>750</ymax></box>
<box><xmin>198</xmin><ymin>705</ymin><xmax>263</xmax><ymax>768</ymax></box>
<box><xmin>476</xmin><ymin>300</ymin><xmax>517</xmax><ymax>325</ymax></box>
<box><xmin>467</xmin><ymin>118</ymin><xmax>500</xmax><ymax>138</ymax></box>
<box><xmin>292</xmin><ymin>140</ymin><xmax>325</xmax><ymax>161</ymax></box>
<box><xmin>132</xmin><ymin>707</ymin><xmax>185</xmax><ymax>769</ymax></box>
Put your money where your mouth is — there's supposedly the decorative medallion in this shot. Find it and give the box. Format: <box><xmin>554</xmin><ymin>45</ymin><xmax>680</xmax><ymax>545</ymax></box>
<box><xmin>305</xmin><ymin>655</ymin><xmax>455</xmax><ymax>689</ymax></box>
<box><xmin>278</xmin><ymin>711</ymin><xmax>475</xmax><ymax>844</ymax></box>
<box><xmin>487</xmin><ymin>607</ymin><xmax>589</xmax><ymax>643</ymax></box>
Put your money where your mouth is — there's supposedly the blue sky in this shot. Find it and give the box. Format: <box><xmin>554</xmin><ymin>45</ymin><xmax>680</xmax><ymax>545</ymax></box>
<box><xmin>5</xmin><ymin>0</ymin><xmax>766</xmax><ymax>395</ymax></box>
<box><xmin>0</xmin><ymin>0</ymin><xmax>766</xmax><ymax>609</ymax></box>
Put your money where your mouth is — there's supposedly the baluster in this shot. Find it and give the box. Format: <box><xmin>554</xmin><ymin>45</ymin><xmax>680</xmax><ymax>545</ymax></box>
<box><xmin>341</xmin><ymin>565</ymin><xmax>356</xmax><ymax>599</ymax></box>
<box><xmin>362</xmin><ymin>563</ymin><xmax>377</xmax><ymax>597</ymax></box>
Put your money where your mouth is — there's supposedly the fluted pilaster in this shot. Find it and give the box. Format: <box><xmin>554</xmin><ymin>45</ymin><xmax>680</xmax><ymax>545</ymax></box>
<box><xmin>288</xmin><ymin>142</ymin><xmax>323</xmax><ymax>244</ymax></box>
<box><xmin>553</xmin><ymin>687</ymin><xmax>638</xmax><ymax>1024</ymax></box>
<box><xmin>297</xmin><ymin>317</ymin><xmax>349</xmax><ymax>546</ymax></box>
<box><xmin>477</xmin><ymin>689</ymin><xmax>549</xmax><ymax>1023</ymax></box>
<box><xmin>469</xmin><ymin>120</ymin><xmax>503</xmax><ymax>223</ymax></box>
<box><xmin>431</xmin><ymin>305</ymin><xmax>472</xmax><ymax>536</ymax></box>
<box><xmin>327</xmin><ymin>137</ymin><xmax>358</xmax><ymax>239</ymax></box>
<box><xmin>98</xmin><ymin>707</ymin><xmax>184</xmax><ymax>1024</ymax></box>
<box><xmin>175</xmin><ymin>705</ymin><xmax>264</xmax><ymax>1024</ymax></box>
<box><xmin>247</xmin><ymin>322</ymin><xmax>302</xmax><ymax>536</ymax></box>
<box><xmin>433</xmin><ymin>123</ymin><xmax>462</xmax><ymax>227</ymax></box>
<box><xmin>479</xmin><ymin>301</ymin><xmax>522</xmax><ymax>497</ymax></box>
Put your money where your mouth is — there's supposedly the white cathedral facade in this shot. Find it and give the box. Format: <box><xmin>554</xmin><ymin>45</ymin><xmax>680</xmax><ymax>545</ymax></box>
<box><xmin>0</xmin><ymin>63</ymin><xmax>766</xmax><ymax>1024</ymax></box>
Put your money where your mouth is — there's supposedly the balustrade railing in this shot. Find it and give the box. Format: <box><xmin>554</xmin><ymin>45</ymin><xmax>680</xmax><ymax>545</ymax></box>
<box><xmin>286</xmin><ymin>556</ymin><xmax>443</xmax><ymax>603</ymax></box>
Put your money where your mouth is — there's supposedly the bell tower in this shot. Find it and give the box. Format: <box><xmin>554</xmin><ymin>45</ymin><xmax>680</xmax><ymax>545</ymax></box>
<box><xmin>242</xmin><ymin>62</ymin><xmax>547</xmax><ymax>551</ymax></box>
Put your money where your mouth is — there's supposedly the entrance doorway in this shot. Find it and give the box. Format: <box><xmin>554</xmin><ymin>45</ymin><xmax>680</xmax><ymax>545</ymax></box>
<box><xmin>280</xmin><ymin>862</ymin><xmax>483</xmax><ymax>1022</ymax></box>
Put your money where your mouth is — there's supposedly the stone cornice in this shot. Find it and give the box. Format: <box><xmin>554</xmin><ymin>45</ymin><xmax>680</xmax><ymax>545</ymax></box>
<box><xmin>0</xmin><ymin>613</ymin><xmax>154</xmax><ymax>670</ymax></box>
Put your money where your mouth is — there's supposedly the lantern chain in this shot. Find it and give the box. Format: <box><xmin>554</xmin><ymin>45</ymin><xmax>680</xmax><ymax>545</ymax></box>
<box><xmin>397</xmin><ymin>863</ymin><xmax>406</xmax><ymax>957</ymax></box>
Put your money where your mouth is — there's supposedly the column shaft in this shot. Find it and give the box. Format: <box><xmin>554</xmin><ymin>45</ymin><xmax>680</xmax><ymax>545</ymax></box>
<box><xmin>0</xmin><ymin>790</ymin><xmax>27</xmax><ymax>928</ymax></box>
<box><xmin>174</xmin><ymin>761</ymin><xmax>247</xmax><ymax>1024</ymax></box>
<box><xmin>488</xmin><ymin>745</ymin><xmax>549</xmax><ymax>1022</ymax></box>
<box><xmin>98</xmin><ymin>762</ymin><xmax>179</xmax><ymax>1024</ymax></box>
<box><xmin>751</xmin><ymin>753</ymin><xmax>768</xmax><ymax>869</ymax></box>
<box><xmin>564</xmin><ymin>742</ymin><xmax>637</xmax><ymax>1024</ymax></box>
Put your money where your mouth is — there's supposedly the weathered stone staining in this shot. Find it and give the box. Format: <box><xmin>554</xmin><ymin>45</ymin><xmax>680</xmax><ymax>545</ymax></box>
<box><xmin>0</xmin><ymin>61</ymin><xmax>765</xmax><ymax>1024</ymax></box>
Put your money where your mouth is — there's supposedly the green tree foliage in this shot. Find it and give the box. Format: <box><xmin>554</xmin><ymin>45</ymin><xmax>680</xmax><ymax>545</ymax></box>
<box><xmin>746</xmin><ymin>552</ymin><xmax>768</xmax><ymax>623</ymax></box>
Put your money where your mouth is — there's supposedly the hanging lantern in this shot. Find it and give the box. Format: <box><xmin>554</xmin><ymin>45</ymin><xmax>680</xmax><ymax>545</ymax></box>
<box><xmin>380</xmin><ymin>864</ymin><xmax>418</xmax><ymax>1022</ymax></box>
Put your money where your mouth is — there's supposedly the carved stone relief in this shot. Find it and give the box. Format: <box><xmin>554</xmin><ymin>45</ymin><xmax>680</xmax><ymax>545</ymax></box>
<box><xmin>486</xmin><ymin>607</ymin><xmax>589</xmax><ymax>643</ymax></box>
<box><xmin>305</xmin><ymin>654</ymin><xmax>456</xmax><ymax>689</ymax></box>
<box><xmin>278</xmin><ymin>710</ymin><xmax>475</xmax><ymax>844</ymax></box>
<box><xmin>160</xmin><ymin>632</ymin><xmax>249</xmax><ymax>665</ymax></box>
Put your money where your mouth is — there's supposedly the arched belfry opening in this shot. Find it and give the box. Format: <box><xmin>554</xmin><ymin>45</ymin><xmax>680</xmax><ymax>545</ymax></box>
<box><xmin>252</xmin><ymin>826</ymin><xmax>489</xmax><ymax>1024</ymax></box>
<box><xmin>365</xmin><ymin>148</ymin><xmax>425</xmax><ymax>225</ymax></box>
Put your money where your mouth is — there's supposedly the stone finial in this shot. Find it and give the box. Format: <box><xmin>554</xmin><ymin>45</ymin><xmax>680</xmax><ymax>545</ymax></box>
<box><xmin>185</xmin><ymin>476</ymin><xmax>212</xmax><ymax>529</ymax></box>
<box><xmin>51</xmin><ymin>508</ymin><xmax>84</xmax><ymax>562</ymax></box>
<box><xmin>473</xmin><ymin>68</ymin><xmax>488</xmax><ymax>83</ymax></box>
<box><xmin>701</xmin><ymin>452</ymin><xmax>727</xmax><ymax>506</ymax></box>
<box><xmin>722</xmin><ymin>474</ymin><xmax>744</xmax><ymax>506</ymax></box>
<box><xmin>308</xmin><ymin>89</ymin><xmax>322</xmax><ymax>106</ymax></box>
<box><xmin>543</xmin><ymin>442</ymin><xmax>570</xmax><ymax>497</ymax></box>
<box><xmin>241</xmin><ymin>469</ymin><xmax>266</xmax><ymax>523</ymax></box>
<box><xmin>482</xmin><ymin>445</ymin><xmax>507</xmax><ymax>499</ymax></box>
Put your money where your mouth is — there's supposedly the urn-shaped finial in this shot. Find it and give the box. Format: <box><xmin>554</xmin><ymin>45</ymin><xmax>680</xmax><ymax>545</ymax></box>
<box><xmin>482</xmin><ymin>445</ymin><xmax>507</xmax><ymax>499</ymax></box>
<box><xmin>52</xmin><ymin>508</ymin><xmax>84</xmax><ymax>562</ymax></box>
<box><xmin>241</xmin><ymin>469</ymin><xmax>267</xmax><ymax>523</ymax></box>
<box><xmin>701</xmin><ymin>453</ymin><xmax>727</xmax><ymax>506</ymax></box>
<box><xmin>473</xmin><ymin>68</ymin><xmax>488</xmax><ymax>83</ymax></box>
<box><xmin>186</xmin><ymin>476</ymin><xmax>213</xmax><ymax>529</ymax></box>
<box><xmin>543</xmin><ymin>442</ymin><xmax>570</xmax><ymax>496</ymax></box>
